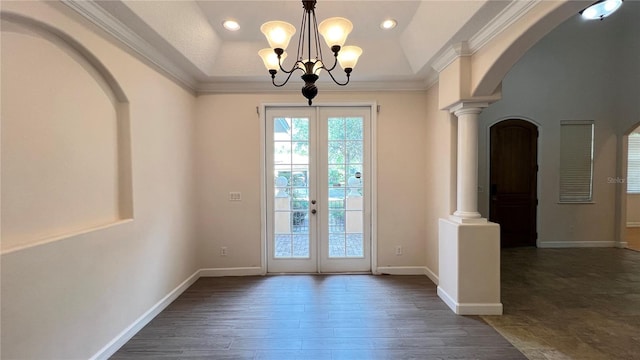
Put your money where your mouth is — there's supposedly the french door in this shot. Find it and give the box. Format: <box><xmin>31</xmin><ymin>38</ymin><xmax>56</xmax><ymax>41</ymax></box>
<box><xmin>265</xmin><ymin>106</ymin><xmax>371</xmax><ymax>273</ymax></box>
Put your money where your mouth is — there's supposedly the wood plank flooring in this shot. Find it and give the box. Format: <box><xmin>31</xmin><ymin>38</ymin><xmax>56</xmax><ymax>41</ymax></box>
<box><xmin>112</xmin><ymin>275</ymin><xmax>525</xmax><ymax>359</ymax></box>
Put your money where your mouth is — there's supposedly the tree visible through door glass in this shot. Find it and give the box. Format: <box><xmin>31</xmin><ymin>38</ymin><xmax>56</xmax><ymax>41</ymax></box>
<box><xmin>327</xmin><ymin>117</ymin><xmax>364</xmax><ymax>258</ymax></box>
<box><xmin>274</xmin><ymin>117</ymin><xmax>310</xmax><ymax>258</ymax></box>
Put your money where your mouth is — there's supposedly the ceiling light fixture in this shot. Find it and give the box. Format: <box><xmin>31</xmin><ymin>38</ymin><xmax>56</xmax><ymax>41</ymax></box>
<box><xmin>580</xmin><ymin>0</ymin><xmax>623</xmax><ymax>20</ymax></box>
<box><xmin>380</xmin><ymin>19</ymin><xmax>397</xmax><ymax>30</ymax></box>
<box><xmin>223</xmin><ymin>20</ymin><xmax>240</xmax><ymax>31</ymax></box>
<box><xmin>258</xmin><ymin>0</ymin><xmax>362</xmax><ymax>105</ymax></box>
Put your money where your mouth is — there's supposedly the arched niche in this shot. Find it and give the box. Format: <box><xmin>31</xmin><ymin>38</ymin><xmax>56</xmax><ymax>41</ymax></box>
<box><xmin>1</xmin><ymin>12</ymin><xmax>132</xmax><ymax>253</ymax></box>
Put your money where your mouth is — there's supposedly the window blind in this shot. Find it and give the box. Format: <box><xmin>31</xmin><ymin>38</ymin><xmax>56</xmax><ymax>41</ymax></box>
<box><xmin>628</xmin><ymin>133</ymin><xmax>640</xmax><ymax>194</ymax></box>
<box><xmin>559</xmin><ymin>121</ymin><xmax>594</xmax><ymax>202</ymax></box>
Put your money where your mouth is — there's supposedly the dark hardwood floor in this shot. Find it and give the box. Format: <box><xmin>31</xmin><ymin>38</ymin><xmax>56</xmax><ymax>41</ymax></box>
<box><xmin>112</xmin><ymin>275</ymin><xmax>525</xmax><ymax>359</ymax></box>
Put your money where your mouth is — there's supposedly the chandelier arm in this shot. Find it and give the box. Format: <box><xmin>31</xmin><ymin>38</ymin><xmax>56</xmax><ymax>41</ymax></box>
<box><xmin>271</xmin><ymin>68</ymin><xmax>298</xmax><ymax>87</ymax></box>
<box><xmin>277</xmin><ymin>57</ymin><xmax>301</xmax><ymax>74</ymax></box>
<box><xmin>322</xmin><ymin>53</ymin><xmax>340</xmax><ymax>72</ymax></box>
<box><xmin>324</xmin><ymin>68</ymin><xmax>351</xmax><ymax>86</ymax></box>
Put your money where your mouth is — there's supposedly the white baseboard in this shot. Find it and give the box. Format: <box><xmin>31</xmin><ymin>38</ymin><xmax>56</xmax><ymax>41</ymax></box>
<box><xmin>456</xmin><ymin>302</ymin><xmax>503</xmax><ymax>315</ymax></box>
<box><xmin>437</xmin><ymin>286</ymin><xmax>457</xmax><ymax>312</ymax></box>
<box><xmin>200</xmin><ymin>267</ymin><xmax>264</xmax><ymax>277</ymax></box>
<box><xmin>376</xmin><ymin>266</ymin><xmax>428</xmax><ymax>276</ymax></box>
<box><xmin>90</xmin><ymin>269</ymin><xmax>201</xmax><ymax>360</ymax></box>
<box><xmin>627</xmin><ymin>222</ymin><xmax>640</xmax><ymax>228</ymax></box>
<box><xmin>537</xmin><ymin>241</ymin><xmax>616</xmax><ymax>248</ymax></box>
<box><xmin>437</xmin><ymin>286</ymin><xmax>503</xmax><ymax>315</ymax></box>
<box><xmin>423</xmin><ymin>266</ymin><xmax>439</xmax><ymax>285</ymax></box>
<box><xmin>617</xmin><ymin>242</ymin><xmax>629</xmax><ymax>249</ymax></box>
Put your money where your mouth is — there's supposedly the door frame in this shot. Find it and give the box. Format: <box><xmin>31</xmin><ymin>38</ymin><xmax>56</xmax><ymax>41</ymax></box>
<box><xmin>485</xmin><ymin>116</ymin><xmax>541</xmax><ymax>247</ymax></box>
<box><xmin>619</xmin><ymin>121</ymin><xmax>640</xmax><ymax>247</ymax></box>
<box><xmin>259</xmin><ymin>102</ymin><xmax>378</xmax><ymax>274</ymax></box>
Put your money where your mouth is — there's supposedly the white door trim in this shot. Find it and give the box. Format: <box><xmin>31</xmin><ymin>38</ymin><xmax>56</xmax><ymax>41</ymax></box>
<box><xmin>259</xmin><ymin>102</ymin><xmax>378</xmax><ymax>274</ymax></box>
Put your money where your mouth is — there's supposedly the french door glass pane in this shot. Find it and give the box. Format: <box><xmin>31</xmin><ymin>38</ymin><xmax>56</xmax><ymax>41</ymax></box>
<box><xmin>327</xmin><ymin>116</ymin><xmax>364</xmax><ymax>258</ymax></box>
<box><xmin>274</xmin><ymin>117</ymin><xmax>310</xmax><ymax>258</ymax></box>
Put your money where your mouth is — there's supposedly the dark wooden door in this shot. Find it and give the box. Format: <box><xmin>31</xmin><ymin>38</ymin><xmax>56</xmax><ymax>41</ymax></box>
<box><xmin>490</xmin><ymin>119</ymin><xmax>538</xmax><ymax>247</ymax></box>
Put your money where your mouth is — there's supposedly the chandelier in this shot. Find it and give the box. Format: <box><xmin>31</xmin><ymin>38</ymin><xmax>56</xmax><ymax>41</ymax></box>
<box><xmin>258</xmin><ymin>0</ymin><xmax>362</xmax><ymax>105</ymax></box>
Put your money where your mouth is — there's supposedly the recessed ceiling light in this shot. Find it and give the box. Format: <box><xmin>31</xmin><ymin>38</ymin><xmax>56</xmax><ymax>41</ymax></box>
<box><xmin>580</xmin><ymin>0</ymin><xmax>623</xmax><ymax>20</ymax></box>
<box><xmin>223</xmin><ymin>20</ymin><xmax>240</xmax><ymax>31</ymax></box>
<box><xmin>380</xmin><ymin>19</ymin><xmax>397</xmax><ymax>30</ymax></box>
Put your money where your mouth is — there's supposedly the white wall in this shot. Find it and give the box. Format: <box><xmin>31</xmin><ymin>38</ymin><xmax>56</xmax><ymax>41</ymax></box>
<box><xmin>423</xmin><ymin>83</ymin><xmax>455</xmax><ymax>277</ymax></box>
<box><xmin>1</xmin><ymin>2</ymin><xmax>198</xmax><ymax>358</ymax></box>
<box><xmin>194</xmin><ymin>91</ymin><xmax>438</xmax><ymax>272</ymax></box>
<box><xmin>478</xmin><ymin>6</ymin><xmax>639</xmax><ymax>246</ymax></box>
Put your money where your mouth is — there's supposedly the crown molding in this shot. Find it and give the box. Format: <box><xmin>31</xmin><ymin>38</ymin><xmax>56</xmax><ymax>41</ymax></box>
<box><xmin>431</xmin><ymin>42</ymin><xmax>471</xmax><ymax>73</ymax></box>
<box><xmin>424</xmin><ymin>70</ymin><xmax>440</xmax><ymax>91</ymax></box>
<box><xmin>196</xmin><ymin>79</ymin><xmax>432</xmax><ymax>95</ymax></box>
<box><xmin>468</xmin><ymin>0</ymin><xmax>541</xmax><ymax>52</ymax></box>
<box><xmin>62</xmin><ymin>0</ymin><xmax>197</xmax><ymax>93</ymax></box>
<box><xmin>431</xmin><ymin>0</ymin><xmax>540</xmax><ymax>74</ymax></box>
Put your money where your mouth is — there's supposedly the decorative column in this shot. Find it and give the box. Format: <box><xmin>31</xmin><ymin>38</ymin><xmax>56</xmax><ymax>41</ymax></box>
<box><xmin>450</xmin><ymin>102</ymin><xmax>488</xmax><ymax>222</ymax></box>
<box><xmin>438</xmin><ymin>101</ymin><xmax>502</xmax><ymax>316</ymax></box>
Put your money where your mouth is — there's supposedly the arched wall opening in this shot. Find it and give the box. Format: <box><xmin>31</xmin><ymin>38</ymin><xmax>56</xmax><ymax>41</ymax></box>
<box><xmin>470</xmin><ymin>1</ymin><xmax>589</xmax><ymax>98</ymax></box>
<box><xmin>436</xmin><ymin>0</ymin><xmax>636</xmax><ymax>315</ymax></box>
<box><xmin>479</xmin><ymin>0</ymin><xmax>639</xmax><ymax>248</ymax></box>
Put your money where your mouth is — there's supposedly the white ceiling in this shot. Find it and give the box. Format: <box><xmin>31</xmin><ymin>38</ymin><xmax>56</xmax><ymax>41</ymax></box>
<box><xmin>66</xmin><ymin>0</ymin><xmax>541</xmax><ymax>93</ymax></box>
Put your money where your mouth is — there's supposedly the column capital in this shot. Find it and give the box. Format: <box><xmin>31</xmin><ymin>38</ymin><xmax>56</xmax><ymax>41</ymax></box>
<box><xmin>449</xmin><ymin>101</ymin><xmax>489</xmax><ymax>117</ymax></box>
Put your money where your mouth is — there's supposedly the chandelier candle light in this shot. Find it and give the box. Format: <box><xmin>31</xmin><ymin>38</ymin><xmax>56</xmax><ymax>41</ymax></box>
<box><xmin>259</xmin><ymin>0</ymin><xmax>362</xmax><ymax>105</ymax></box>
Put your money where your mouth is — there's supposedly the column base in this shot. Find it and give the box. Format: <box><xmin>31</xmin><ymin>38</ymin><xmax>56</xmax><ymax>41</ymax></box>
<box><xmin>438</xmin><ymin>218</ymin><xmax>502</xmax><ymax>315</ymax></box>
<box><xmin>449</xmin><ymin>214</ymin><xmax>487</xmax><ymax>224</ymax></box>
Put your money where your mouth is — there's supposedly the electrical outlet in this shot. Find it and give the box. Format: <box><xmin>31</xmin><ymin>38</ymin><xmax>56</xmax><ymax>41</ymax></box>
<box><xmin>229</xmin><ymin>192</ymin><xmax>242</xmax><ymax>201</ymax></box>
<box><xmin>220</xmin><ymin>247</ymin><xmax>228</xmax><ymax>256</ymax></box>
<box><xmin>395</xmin><ymin>245</ymin><xmax>402</xmax><ymax>256</ymax></box>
